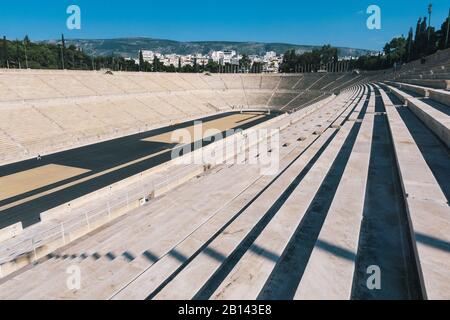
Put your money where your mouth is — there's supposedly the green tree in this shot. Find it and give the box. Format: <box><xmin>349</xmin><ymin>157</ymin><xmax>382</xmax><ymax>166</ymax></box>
<box><xmin>426</xmin><ymin>27</ymin><xmax>438</xmax><ymax>54</ymax></box>
<box><xmin>1</xmin><ymin>36</ymin><xmax>7</xmax><ymax>68</ymax></box>
<box><xmin>418</xmin><ymin>17</ymin><xmax>428</xmax><ymax>57</ymax></box>
<box><xmin>319</xmin><ymin>45</ymin><xmax>338</xmax><ymax>64</ymax></box>
<box><xmin>15</xmin><ymin>40</ymin><xmax>22</xmax><ymax>68</ymax></box>
<box><xmin>280</xmin><ymin>45</ymin><xmax>338</xmax><ymax>73</ymax></box>
<box><xmin>24</xmin><ymin>35</ymin><xmax>31</xmax><ymax>46</ymax></box>
<box><xmin>153</xmin><ymin>55</ymin><xmax>160</xmax><ymax>72</ymax></box>
<box><xmin>405</xmin><ymin>27</ymin><xmax>414</xmax><ymax>61</ymax></box>
<box><xmin>239</xmin><ymin>54</ymin><xmax>251</xmax><ymax>72</ymax></box>
<box><xmin>437</xmin><ymin>13</ymin><xmax>450</xmax><ymax>49</ymax></box>
<box><xmin>0</xmin><ymin>35</ymin><xmax>139</xmax><ymax>71</ymax></box>
<box><xmin>385</xmin><ymin>36</ymin><xmax>407</xmax><ymax>64</ymax></box>
<box><xmin>61</xmin><ymin>34</ymin><xmax>66</xmax><ymax>69</ymax></box>
<box><xmin>204</xmin><ymin>60</ymin><xmax>219</xmax><ymax>73</ymax></box>
<box><xmin>139</xmin><ymin>50</ymin><xmax>144</xmax><ymax>71</ymax></box>
<box><xmin>166</xmin><ymin>64</ymin><xmax>176</xmax><ymax>72</ymax></box>
<box><xmin>193</xmin><ymin>57</ymin><xmax>198</xmax><ymax>73</ymax></box>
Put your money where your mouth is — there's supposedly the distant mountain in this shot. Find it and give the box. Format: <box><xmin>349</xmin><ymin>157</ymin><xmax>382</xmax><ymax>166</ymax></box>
<box><xmin>41</xmin><ymin>37</ymin><xmax>375</xmax><ymax>58</ymax></box>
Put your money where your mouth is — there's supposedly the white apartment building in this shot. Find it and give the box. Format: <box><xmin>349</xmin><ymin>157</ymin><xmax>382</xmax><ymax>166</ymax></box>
<box><xmin>210</xmin><ymin>50</ymin><xmax>238</xmax><ymax>65</ymax></box>
<box><xmin>163</xmin><ymin>54</ymin><xmax>180</xmax><ymax>67</ymax></box>
<box><xmin>210</xmin><ymin>51</ymin><xmax>223</xmax><ymax>63</ymax></box>
<box><xmin>141</xmin><ymin>50</ymin><xmax>164</xmax><ymax>62</ymax></box>
<box><xmin>264</xmin><ymin>51</ymin><xmax>277</xmax><ymax>60</ymax></box>
<box><xmin>223</xmin><ymin>50</ymin><xmax>237</xmax><ymax>65</ymax></box>
<box><xmin>136</xmin><ymin>49</ymin><xmax>283</xmax><ymax>72</ymax></box>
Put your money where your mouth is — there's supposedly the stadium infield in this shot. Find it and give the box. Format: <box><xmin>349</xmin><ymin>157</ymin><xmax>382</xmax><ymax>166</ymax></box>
<box><xmin>0</xmin><ymin>110</ymin><xmax>278</xmax><ymax>229</ymax></box>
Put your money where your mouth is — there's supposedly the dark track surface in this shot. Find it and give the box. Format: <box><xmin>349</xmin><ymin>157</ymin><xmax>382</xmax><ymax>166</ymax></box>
<box><xmin>0</xmin><ymin>111</ymin><xmax>278</xmax><ymax>229</ymax></box>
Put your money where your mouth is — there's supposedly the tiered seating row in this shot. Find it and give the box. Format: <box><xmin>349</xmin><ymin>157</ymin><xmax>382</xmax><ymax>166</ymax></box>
<box><xmin>376</xmin><ymin>84</ymin><xmax>450</xmax><ymax>300</ymax></box>
<box><xmin>0</xmin><ymin>86</ymin><xmax>366</xmax><ymax>299</ymax></box>
<box><xmin>385</xmin><ymin>81</ymin><xmax>450</xmax><ymax>107</ymax></box>
<box><xmin>384</xmin><ymin>84</ymin><xmax>450</xmax><ymax>149</ymax></box>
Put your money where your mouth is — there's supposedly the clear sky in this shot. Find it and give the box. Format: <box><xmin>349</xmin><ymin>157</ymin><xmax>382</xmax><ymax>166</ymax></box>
<box><xmin>0</xmin><ymin>0</ymin><xmax>449</xmax><ymax>50</ymax></box>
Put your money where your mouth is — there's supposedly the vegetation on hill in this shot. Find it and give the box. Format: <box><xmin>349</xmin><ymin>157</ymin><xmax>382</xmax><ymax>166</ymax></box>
<box><xmin>1</xmin><ymin>7</ymin><xmax>448</xmax><ymax>73</ymax></box>
<box><xmin>0</xmin><ymin>35</ymin><xmax>138</xmax><ymax>71</ymax></box>
<box><xmin>0</xmin><ymin>35</ymin><xmax>261</xmax><ymax>73</ymax></box>
<box><xmin>281</xmin><ymin>9</ymin><xmax>450</xmax><ymax>72</ymax></box>
<box><xmin>280</xmin><ymin>45</ymin><xmax>339</xmax><ymax>73</ymax></box>
<box><xmin>351</xmin><ymin>10</ymin><xmax>450</xmax><ymax>71</ymax></box>
<box><xmin>45</xmin><ymin>38</ymin><xmax>372</xmax><ymax>58</ymax></box>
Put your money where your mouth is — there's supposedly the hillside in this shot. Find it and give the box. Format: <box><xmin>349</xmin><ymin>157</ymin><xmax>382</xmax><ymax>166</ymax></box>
<box><xmin>41</xmin><ymin>37</ymin><xmax>375</xmax><ymax>58</ymax></box>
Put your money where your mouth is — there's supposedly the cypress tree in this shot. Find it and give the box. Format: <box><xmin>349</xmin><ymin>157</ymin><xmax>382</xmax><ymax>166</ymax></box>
<box><xmin>193</xmin><ymin>57</ymin><xmax>198</xmax><ymax>73</ymax></box>
<box><xmin>153</xmin><ymin>55</ymin><xmax>158</xmax><ymax>72</ymax></box>
<box><xmin>446</xmin><ymin>10</ymin><xmax>450</xmax><ymax>48</ymax></box>
<box><xmin>414</xmin><ymin>18</ymin><xmax>422</xmax><ymax>42</ymax></box>
<box><xmin>60</xmin><ymin>34</ymin><xmax>66</xmax><ymax>69</ymax></box>
<box><xmin>0</xmin><ymin>36</ymin><xmax>7</xmax><ymax>68</ymax></box>
<box><xmin>438</xmin><ymin>12</ymin><xmax>450</xmax><ymax>49</ymax></box>
<box><xmin>139</xmin><ymin>50</ymin><xmax>144</xmax><ymax>71</ymax></box>
<box><xmin>406</xmin><ymin>28</ymin><xmax>414</xmax><ymax>61</ymax></box>
<box><xmin>15</xmin><ymin>40</ymin><xmax>21</xmax><ymax>69</ymax></box>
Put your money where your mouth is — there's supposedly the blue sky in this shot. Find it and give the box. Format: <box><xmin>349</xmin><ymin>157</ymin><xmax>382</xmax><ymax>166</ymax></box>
<box><xmin>0</xmin><ymin>0</ymin><xmax>449</xmax><ymax>50</ymax></box>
